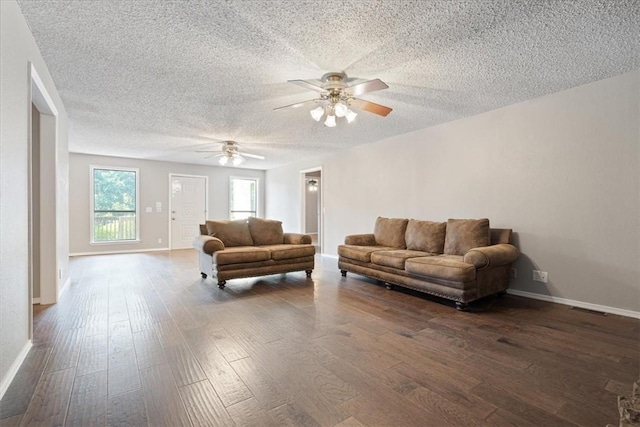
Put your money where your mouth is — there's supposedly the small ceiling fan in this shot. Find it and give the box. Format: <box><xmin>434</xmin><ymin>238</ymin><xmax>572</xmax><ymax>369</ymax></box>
<box><xmin>274</xmin><ymin>72</ymin><xmax>392</xmax><ymax>127</ymax></box>
<box><xmin>196</xmin><ymin>141</ymin><xmax>265</xmax><ymax>167</ymax></box>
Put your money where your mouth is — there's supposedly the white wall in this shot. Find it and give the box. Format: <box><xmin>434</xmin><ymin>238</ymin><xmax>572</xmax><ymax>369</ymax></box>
<box><xmin>266</xmin><ymin>70</ymin><xmax>640</xmax><ymax>314</ymax></box>
<box><xmin>69</xmin><ymin>153</ymin><xmax>266</xmax><ymax>254</ymax></box>
<box><xmin>1</xmin><ymin>0</ymin><xmax>69</xmax><ymax>395</ymax></box>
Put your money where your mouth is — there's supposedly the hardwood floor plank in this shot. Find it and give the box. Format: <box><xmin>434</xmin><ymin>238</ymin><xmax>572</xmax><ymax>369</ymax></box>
<box><xmin>208</xmin><ymin>328</ymin><xmax>249</xmax><ymax>362</ymax></box>
<box><xmin>187</xmin><ymin>334</ymin><xmax>253</xmax><ymax>407</ymax></box>
<box><xmin>140</xmin><ymin>363</ymin><xmax>192</xmax><ymax>427</ymax></box>
<box><xmin>178</xmin><ymin>380</ymin><xmax>235</xmax><ymax>427</ymax></box>
<box><xmin>470</xmin><ymin>382</ymin><xmax>576</xmax><ymax>427</ymax></box>
<box><xmin>132</xmin><ymin>329</ymin><xmax>167</xmax><ymax>369</ymax></box>
<box><xmin>226</xmin><ymin>397</ymin><xmax>277</xmax><ymax>427</ymax></box>
<box><xmin>66</xmin><ymin>370</ymin><xmax>108</xmax><ymax>426</ymax></box>
<box><xmin>229</xmin><ymin>356</ymin><xmax>290</xmax><ymax>411</ymax></box>
<box><xmin>20</xmin><ymin>367</ymin><xmax>75</xmax><ymax>427</ymax></box>
<box><xmin>0</xmin><ymin>413</ymin><xmax>23</xmax><ymax>426</ymax></box>
<box><xmin>0</xmin><ymin>346</ymin><xmax>51</xmax><ymax>420</ymax></box>
<box><xmin>44</xmin><ymin>327</ymin><xmax>85</xmax><ymax>373</ymax></box>
<box><xmin>107</xmin><ymin>388</ymin><xmax>147</xmax><ymax>427</ymax></box>
<box><xmin>107</xmin><ymin>348</ymin><xmax>141</xmax><ymax>397</ymax></box>
<box><xmin>165</xmin><ymin>345</ymin><xmax>207</xmax><ymax>387</ymax></box>
<box><xmin>266</xmin><ymin>402</ymin><xmax>321</xmax><ymax>427</ymax></box>
<box><xmin>77</xmin><ymin>333</ymin><xmax>108</xmax><ymax>376</ymax></box>
<box><xmin>154</xmin><ymin>319</ymin><xmax>187</xmax><ymax>348</ymax></box>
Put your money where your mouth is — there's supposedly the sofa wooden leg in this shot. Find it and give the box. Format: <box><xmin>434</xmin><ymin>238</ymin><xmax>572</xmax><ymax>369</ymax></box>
<box><xmin>497</xmin><ymin>290</ymin><xmax>507</xmax><ymax>297</ymax></box>
<box><xmin>201</xmin><ymin>272</ymin><xmax>207</xmax><ymax>279</ymax></box>
<box><xmin>340</xmin><ymin>270</ymin><xmax>347</xmax><ymax>277</ymax></box>
<box><xmin>305</xmin><ymin>270</ymin><xmax>312</xmax><ymax>278</ymax></box>
<box><xmin>218</xmin><ymin>280</ymin><xmax>226</xmax><ymax>289</ymax></box>
<box><xmin>456</xmin><ymin>302</ymin><xmax>469</xmax><ymax>311</ymax></box>
<box><xmin>385</xmin><ymin>283</ymin><xmax>394</xmax><ymax>290</ymax></box>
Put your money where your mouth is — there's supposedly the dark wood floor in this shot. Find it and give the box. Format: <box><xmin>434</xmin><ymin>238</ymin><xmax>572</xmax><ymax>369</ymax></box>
<box><xmin>1</xmin><ymin>250</ymin><xmax>638</xmax><ymax>426</ymax></box>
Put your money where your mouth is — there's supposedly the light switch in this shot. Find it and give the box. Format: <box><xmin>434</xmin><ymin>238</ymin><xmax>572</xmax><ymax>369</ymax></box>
<box><xmin>145</xmin><ymin>207</ymin><xmax>152</xmax><ymax>213</ymax></box>
<box><xmin>156</xmin><ymin>202</ymin><xmax>162</xmax><ymax>213</ymax></box>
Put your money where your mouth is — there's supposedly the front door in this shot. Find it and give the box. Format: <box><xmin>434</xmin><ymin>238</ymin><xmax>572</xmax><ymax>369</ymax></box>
<box><xmin>170</xmin><ymin>175</ymin><xmax>207</xmax><ymax>249</ymax></box>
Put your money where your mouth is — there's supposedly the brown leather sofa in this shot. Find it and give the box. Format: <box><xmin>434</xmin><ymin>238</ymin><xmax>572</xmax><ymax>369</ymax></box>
<box><xmin>338</xmin><ymin>217</ymin><xmax>519</xmax><ymax>310</ymax></box>
<box><xmin>193</xmin><ymin>217</ymin><xmax>315</xmax><ymax>288</ymax></box>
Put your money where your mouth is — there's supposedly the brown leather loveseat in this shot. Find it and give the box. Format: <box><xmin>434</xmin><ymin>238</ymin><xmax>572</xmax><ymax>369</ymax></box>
<box><xmin>193</xmin><ymin>217</ymin><xmax>315</xmax><ymax>288</ymax></box>
<box><xmin>338</xmin><ymin>217</ymin><xmax>519</xmax><ymax>310</ymax></box>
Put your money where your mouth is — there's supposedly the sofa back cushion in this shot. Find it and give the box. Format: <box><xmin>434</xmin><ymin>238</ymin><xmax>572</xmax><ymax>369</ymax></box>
<box><xmin>444</xmin><ymin>218</ymin><xmax>490</xmax><ymax>255</ymax></box>
<box><xmin>205</xmin><ymin>219</ymin><xmax>254</xmax><ymax>247</ymax></box>
<box><xmin>374</xmin><ymin>217</ymin><xmax>409</xmax><ymax>248</ymax></box>
<box><xmin>248</xmin><ymin>217</ymin><xmax>284</xmax><ymax>245</ymax></box>
<box><xmin>405</xmin><ymin>220</ymin><xmax>447</xmax><ymax>254</ymax></box>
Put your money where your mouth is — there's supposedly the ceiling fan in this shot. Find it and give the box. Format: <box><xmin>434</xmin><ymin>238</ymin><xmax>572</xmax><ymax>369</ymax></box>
<box><xmin>196</xmin><ymin>141</ymin><xmax>265</xmax><ymax>167</ymax></box>
<box><xmin>274</xmin><ymin>72</ymin><xmax>392</xmax><ymax>127</ymax></box>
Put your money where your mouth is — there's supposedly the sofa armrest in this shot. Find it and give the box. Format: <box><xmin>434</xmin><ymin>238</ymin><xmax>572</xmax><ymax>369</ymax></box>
<box><xmin>193</xmin><ymin>235</ymin><xmax>225</xmax><ymax>255</ymax></box>
<box><xmin>344</xmin><ymin>233</ymin><xmax>376</xmax><ymax>246</ymax></box>
<box><xmin>283</xmin><ymin>233</ymin><xmax>312</xmax><ymax>244</ymax></box>
<box><xmin>463</xmin><ymin>244</ymin><xmax>519</xmax><ymax>269</ymax></box>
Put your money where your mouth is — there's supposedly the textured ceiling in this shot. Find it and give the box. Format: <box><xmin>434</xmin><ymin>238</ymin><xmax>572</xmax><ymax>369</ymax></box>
<box><xmin>17</xmin><ymin>0</ymin><xmax>640</xmax><ymax>169</ymax></box>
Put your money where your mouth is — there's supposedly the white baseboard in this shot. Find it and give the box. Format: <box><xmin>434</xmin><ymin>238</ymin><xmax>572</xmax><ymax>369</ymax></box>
<box><xmin>507</xmin><ymin>289</ymin><xmax>640</xmax><ymax>319</ymax></box>
<box><xmin>58</xmin><ymin>276</ymin><xmax>71</xmax><ymax>300</ymax></box>
<box><xmin>32</xmin><ymin>298</ymin><xmax>41</xmax><ymax>305</ymax></box>
<box><xmin>70</xmin><ymin>247</ymin><xmax>171</xmax><ymax>257</ymax></box>
<box><xmin>0</xmin><ymin>340</ymin><xmax>32</xmax><ymax>400</ymax></box>
<box><xmin>321</xmin><ymin>253</ymin><xmax>339</xmax><ymax>260</ymax></box>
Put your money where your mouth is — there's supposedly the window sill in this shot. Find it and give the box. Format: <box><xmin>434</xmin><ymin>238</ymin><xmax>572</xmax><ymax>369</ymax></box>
<box><xmin>90</xmin><ymin>239</ymin><xmax>141</xmax><ymax>245</ymax></box>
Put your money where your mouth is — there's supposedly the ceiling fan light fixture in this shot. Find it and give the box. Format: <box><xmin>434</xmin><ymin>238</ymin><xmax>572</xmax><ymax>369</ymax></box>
<box><xmin>310</xmin><ymin>106</ymin><xmax>324</xmax><ymax>121</ymax></box>
<box><xmin>324</xmin><ymin>114</ymin><xmax>336</xmax><ymax>127</ymax></box>
<box><xmin>345</xmin><ymin>109</ymin><xmax>358</xmax><ymax>123</ymax></box>
<box><xmin>334</xmin><ymin>102</ymin><xmax>348</xmax><ymax>118</ymax></box>
<box><xmin>218</xmin><ymin>156</ymin><xmax>229</xmax><ymax>166</ymax></box>
<box><xmin>232</xmin><ymin>155</ymin><xmax>245</xmax><ymax>166</ymax></box>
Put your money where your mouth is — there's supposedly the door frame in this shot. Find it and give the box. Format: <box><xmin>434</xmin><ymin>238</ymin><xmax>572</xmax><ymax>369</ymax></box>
<box><xmin>168</xmin><ymin>173</ymin><xmax>209</xmax><ymax>250</ymax></box>
<box><xmin>28</xmin><ymin>62</ymin><xmax>59</xmax><ymax>338</ymax></box>
<box><xmin>300</xmin><ymin>166</ymin><xmax>323</xmax><ymax>253</ymax></box>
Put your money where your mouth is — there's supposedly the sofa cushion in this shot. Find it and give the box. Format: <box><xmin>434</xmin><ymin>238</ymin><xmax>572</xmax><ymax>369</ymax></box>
<box><xmin>405</xmin><ymin>220</ymin><xmax>446</xmax><ymax>254</ymax></box>
<box><xmin>443</xmin><ymin>218</ymin><xmax>490</xmax><ymax>256</ymax></box>
<box><xmin>206</xmin><ymin>220</ymin><xmax>254</xmax><ymax>247</ymax></box>
<box><xmin>405</xmin><ymin>255</ymin><xmax>476</xmax><ymax>282</ymax></box>
<box><xmin>374</xmin><ymin>217</ymin><xmax>409</xmax><ymax>248</ymax></box>
<box><xmin>259</xmin><ymin>244</ymin><xmax>315</xmax><ymax>261</ymax></box>
<box><xmin>338</xmin><ymin>245</ymin><xmax>393</xmax><ymax>263</ymax></box>
<box><xmin>371</xmin><ymin>250</ymin><xmax>433</xmax><ymax>270</ymax></box>
<box><xmin>248</xmin><ymin>217</ymin><xmax>284</xmax><ymax>245</ymax></box>
<box><xmin>212</xmin><ymin>246</ymin><xmax>271</xmax><ymax>265</ymax></box>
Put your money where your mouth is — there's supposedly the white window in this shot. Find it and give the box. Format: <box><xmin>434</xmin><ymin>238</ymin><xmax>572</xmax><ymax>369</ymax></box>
<box><xmin>90</xmin><ymin>166</ymin><xmax>139</xmax><ymax>243</ymax></box>
<box><xmin>229</xmin><ymin>177</ymin><xmax>258</xmax><ymax>220</ymax></box>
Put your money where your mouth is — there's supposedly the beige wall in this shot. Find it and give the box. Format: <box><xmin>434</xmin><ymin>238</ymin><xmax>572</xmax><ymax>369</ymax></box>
<box><xmin>69</xmin><ymin>153</ymin><xmax>266</xmax><ymax>254</ymax></box>
<box><xmin>266</xmin><ymin>70</ymin><xmax>640</xmax><ymax>313</ymax></box>
<box><xmin>1</xmin><ymin>0</ymin><xmax>69</xmax><ymax>393</ymax></box>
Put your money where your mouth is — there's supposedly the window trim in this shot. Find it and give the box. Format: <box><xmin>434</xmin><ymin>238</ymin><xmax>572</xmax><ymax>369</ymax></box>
<box><xmin>229</xmin><ymin>176</ymin><xmax>259</xmax><ymax>220</ymax></box>
<box><xmin>89</xmin><ymin>165</ymin><xmax>140</xmax><ymax>244</ymax></box>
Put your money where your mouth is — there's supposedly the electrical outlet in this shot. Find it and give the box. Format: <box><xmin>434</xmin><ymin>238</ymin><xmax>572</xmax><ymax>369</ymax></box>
<box><xmin>510</xmin><ymin>268</ymin><xmax>517</xmax><ymax>279</ymax></box>
<box><xmin>158</xmin><ymin>238</ymin><xmax>162</xmax><ymax>244</ymax></box>
<box><xmin>532</xmin><ymin>270</ymin><xmax>548</xmax><ymax>283</ymax></box>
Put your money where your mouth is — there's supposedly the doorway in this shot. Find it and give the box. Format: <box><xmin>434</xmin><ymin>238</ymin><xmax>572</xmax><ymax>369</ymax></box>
<box><xmin>169</xmin><ymin>174</ymin><xmax>208</xmax><ymax>249</ymax></box>
<box><xmin>28</xmin><ymin>63</ymin><xmax>60</xmax><ymax>338</ymax></box>
<box><xmin>301</xmin><ymin>168</ymin><xmax>322</xmax><ymax>253</ymax></box>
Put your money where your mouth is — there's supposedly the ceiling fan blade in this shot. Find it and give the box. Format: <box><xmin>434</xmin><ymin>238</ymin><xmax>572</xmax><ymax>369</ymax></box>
<box><xmin>346</xmin><ymin>79</ymin><xmax>389</xmax><ymax>97</ymax></box>
<box><xmin>241</xmin><ymin>152</ymin><xmax>265</xmax><ymax>160</ymax></box>
<box><xmin>195</xmin><ymin>150</ymin><xmax>219</xmax><ymax>153</ymax></box>
<box><xmin>273</xmin><ymin>98</ymin><xmax>319</xmax><ymax>111</ymax></box>
<box><xmin>349</xmin><ymin>98</ymin><xmax>393</xmax><ymax>117</ymax></box>
<box><xmin>203</xmin><ymin>153</ymin><xmax>223</xmax><ymax>159</ymax></box>
<box><xmin>288</xmin><ymin>79</ymin><xmax>327</xmax><ymax>93</ymax></box>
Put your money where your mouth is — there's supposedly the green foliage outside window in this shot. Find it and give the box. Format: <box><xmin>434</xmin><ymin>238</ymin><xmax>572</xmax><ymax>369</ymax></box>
<box><xmin>93</xmin><ymin>168</ymin><xmax>137</xmax><ymax>241</ymax></box>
